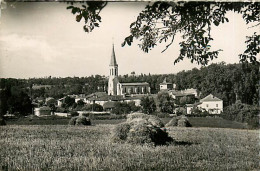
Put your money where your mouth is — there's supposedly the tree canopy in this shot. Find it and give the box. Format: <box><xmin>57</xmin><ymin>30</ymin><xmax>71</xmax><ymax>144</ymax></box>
<box><xmin>67</xmin><ymin>1</ymin><xmax>259</xmax><ymax>65</ymax></box>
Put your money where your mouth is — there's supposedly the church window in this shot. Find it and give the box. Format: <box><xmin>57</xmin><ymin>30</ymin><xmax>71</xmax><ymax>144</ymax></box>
<box><xmin>112</xmin><ymin>69</ymin><xmax>113</xmax><ymax>75</ymax></box>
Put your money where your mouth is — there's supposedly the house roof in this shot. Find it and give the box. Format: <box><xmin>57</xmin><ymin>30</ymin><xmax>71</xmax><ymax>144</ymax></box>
<box><xmin>159</xmin><ymin>77</ymin><xmax>172</xmax><ymax>85</ymax></box>
<box><xmin>200</xmin><ymin>94</ymin><xmax>222</xmax><ymax>102</ymax></box>
<box><xmin>37</xmin><ymin>106</ymin><xmax>51</xmax><ymax>111</ymax></box>
<box><xmin>103</xmin><ymin>101</ymin><xmax>116</xmax><ymax>109</ymax></box>
<box><xmin>169</xmin><ymin>90</ymin><xmax>194</xmax><ymax>97</ymax></box>
<box><xmin>119</xmin><ymin>82</ymin><xmax>149</xmax><ymax>86</ymax></box>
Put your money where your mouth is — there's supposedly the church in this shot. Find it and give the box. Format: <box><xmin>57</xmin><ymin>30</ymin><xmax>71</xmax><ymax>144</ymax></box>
<box><xmin>108</xmin><ymin>44</ymin><xmax>151</xmax><ymax>96</ymax></box>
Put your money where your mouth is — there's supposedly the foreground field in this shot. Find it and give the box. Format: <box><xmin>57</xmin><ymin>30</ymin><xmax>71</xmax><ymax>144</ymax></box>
<box><xmin>0</xmin><ymin>125</ymin><xmax>259</xmax><ymax>171</ymax></box>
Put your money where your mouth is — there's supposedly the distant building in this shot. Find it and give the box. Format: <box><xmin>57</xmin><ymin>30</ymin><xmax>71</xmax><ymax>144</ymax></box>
<box><xmin>180</xmin><ymin>88</ymin><xmax>198</xmax><ymax>98</ymax></box>
<box><xmin>85</xmin><ymin>92</ymin><xmax>147</xmax><ymax>107</ymax></box>
<box><xmin>34</xmin><ymin>106</ymin><xmax>52</xmax><ymax>116</ymax></box>
<box><xmin>108</xmin><ymin>44</ymin><xmax>151</xmax><ymax>96</ymax></box>
<box><xmin>197</xmin><ymin>94</ymin><xmax>223</xmax><ymax>114</ymax></box>
<box><xmin>159</xmin><ymin>78</ymin><xmax>175</xmax><ymax>90</ymax></box>
<box><xmin>117</xmin><ymin>82</ymin><xmax>150</xmax><ymax>95</ymax></box>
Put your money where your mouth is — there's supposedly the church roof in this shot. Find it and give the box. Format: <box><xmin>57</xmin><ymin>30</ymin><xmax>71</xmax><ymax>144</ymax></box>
<box><xmin>110</xmin><ymin>44</ymin><xmax>118</xmax><ymax>66</ymax></box>
<box><xmin>200</xmin><ymin>94</ymin><xmax>222</xmax><ymax>102</ymax></box>
<box><xmin>119</xmin><ymin>82</ymin><xmax>149</xmax><ymax>86</ymax></box>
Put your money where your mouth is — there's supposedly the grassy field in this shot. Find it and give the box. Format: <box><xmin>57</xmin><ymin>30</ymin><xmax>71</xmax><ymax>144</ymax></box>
<box><xmin>0</xmin><ymin>125</ymin><xmax>259</xmax><ymax>171</ymax></box>
<box><xmin>6</xmin><ymin>116</ymin><xmax>248</xmax><ymax>129</ymax></box>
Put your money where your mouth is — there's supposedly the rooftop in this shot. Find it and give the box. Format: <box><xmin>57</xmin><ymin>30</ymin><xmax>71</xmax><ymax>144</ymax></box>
<box><xmin>200</xmin><ymin>94</ymin><xmax>222</xmax><ymax>102</ymax></box>
<box><xmin>119</xmin><ymin>82</ymin><xmax>149</xmax><ymax>86</ymax></box>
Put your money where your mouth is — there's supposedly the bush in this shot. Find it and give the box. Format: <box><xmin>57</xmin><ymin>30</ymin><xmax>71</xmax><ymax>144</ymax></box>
<box><xmin>221</xmin><ymin>102</ymin><xmax>259</xmax><ymax>128</ymax></box>
<box><xmin>0</xmin><ymin>118</ymin><xmax>6</xmax><ymax>126</ymax></box>
<box><xmin>70</xmin><ymin>111</ymin><xmax>79</xmax><ymax>117</ymax></box>
<box><xmin>111</xmin><ymin>113</ymin><xmax>172</xmax><ymax>146</ymax></box>
<box><xmin>68</xmin><ymin>116</ymin><xmax>91</xmax><ymax>126</ymax></box>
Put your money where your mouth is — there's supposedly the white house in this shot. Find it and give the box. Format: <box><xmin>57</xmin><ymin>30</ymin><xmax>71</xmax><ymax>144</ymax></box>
<box><xmin>34</xmin><ymin>106</ymin><xmax>52</xmax><ymax>116</ymax></box>
<box><xmin>197</xmin><ymin>94</ymin><xmax>223</xmax><ymax>114</ymax></box>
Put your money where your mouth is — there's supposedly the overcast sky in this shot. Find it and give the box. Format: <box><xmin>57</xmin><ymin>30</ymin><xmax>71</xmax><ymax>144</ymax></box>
<box><xmin>0</xmin><ymin>2</ymin><xmax>259</xmax><ymax>79</ymax></box>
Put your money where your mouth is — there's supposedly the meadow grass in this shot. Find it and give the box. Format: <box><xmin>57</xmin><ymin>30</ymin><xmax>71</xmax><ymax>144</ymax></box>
<box><xmin>0</xmin><ymin>125</ymin><xmax>259</xmax><ymax>171</ymax></box>
<box><xmin>6</xmin><ymin>116</ymin><xmax>247</xmax><ymax>129</ymax></box>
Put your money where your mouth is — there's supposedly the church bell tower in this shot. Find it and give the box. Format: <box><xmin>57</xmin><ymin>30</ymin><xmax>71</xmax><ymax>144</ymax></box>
<box><xmin>108</xmin><ymin>44</ymin><xmax>119</xmax><ymax>95</ymax></box>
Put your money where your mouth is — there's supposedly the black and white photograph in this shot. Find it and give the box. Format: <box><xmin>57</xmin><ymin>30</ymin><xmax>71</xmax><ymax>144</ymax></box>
<box><xmin>0</xmin><ymin>1</ymin><xmax>259</xmax><ymax>170</ymax></box>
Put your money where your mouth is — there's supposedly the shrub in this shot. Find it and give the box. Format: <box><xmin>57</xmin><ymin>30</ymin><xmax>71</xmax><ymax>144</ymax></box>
<box><xmin>70</xmin><ymin>111</ymin><xmax>79</xmax><ymax>117</ymax></box>
<box><xmin>111</xmin><ymin>113</ymin><xmax>172</xmax><ymax>146</ymax></box>
<box><xmin>0</xmin><ymin>118</ymin><xmax>6</xmax><ymax>126</ymax></box>
<box><xmin>221</xmin><ymin>102</ymin><xmax>259</xmax><ymax>128</ymax></box>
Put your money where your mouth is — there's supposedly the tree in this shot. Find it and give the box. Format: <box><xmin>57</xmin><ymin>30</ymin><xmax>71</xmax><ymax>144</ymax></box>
<box><xmin>112</xmin><ymin>102</ymin><xmax>131</xmax><ymax>114</ymax></box>
<box><xmin>140</xmin><ymin>96</ymin><xmax>156</xmax><ymax>114</ymax></box>
<box><xmin>77</xmin><ymin>100</ymin><xmax>85</xmax><ymax>106</ymax></box>
<box><xmin>64</xmin><ymin>96</ymin><xmax>75</xmax><ymax>108</ymax></box>
<box><xmin>67</xmin><ymin>2</ymin><xmax>259</xmax><ymax>65</ymax></box>
<box><xmin>157</xmin><ymin>91</ymin><xmax>174</xmax><ymax>113</ymax></box>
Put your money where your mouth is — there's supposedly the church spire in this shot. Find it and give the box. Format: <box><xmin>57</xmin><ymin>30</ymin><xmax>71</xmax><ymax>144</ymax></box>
<box><xmin>110</xmin><ymin>43</ymin><xmax>118</xmax><ymax>66</ymax></box>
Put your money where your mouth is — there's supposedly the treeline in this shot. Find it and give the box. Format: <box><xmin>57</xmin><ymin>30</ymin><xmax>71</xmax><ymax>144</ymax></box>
<box><xmin>0</xmin><ymin>62</ymin><xmax>258</xmax><ymax>106</ymax></box>
<box><xmin>120</xmin><ymin>62</ymin><xmax>258</xmax><ymax>106</ymax></box>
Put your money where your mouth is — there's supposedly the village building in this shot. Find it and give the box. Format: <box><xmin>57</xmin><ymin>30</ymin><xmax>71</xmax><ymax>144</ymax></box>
<box><xmin>34</xmin><ymin>106</ymin><xmax>52</xmax><ymax>116</ymax></box>
<box><xmin>108</xmin><ymin>44</ymin><xmax>151</xmax><ymax>96</ymax></box>
<box><xmin>197</xmin><ymin>94</ymin><xmax>223</xmax><ymax>114</ymax></box>
<box><xmin>159</xmin><ymin>78</ymin><xmax>176</xmax><ymax>90</ymax></box>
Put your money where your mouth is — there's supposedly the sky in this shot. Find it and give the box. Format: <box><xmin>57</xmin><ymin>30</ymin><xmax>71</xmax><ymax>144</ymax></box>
<box><xmin>0</xmin><ymin>2</ymin><xmax>259</xmax><ymax>79</ymax></box>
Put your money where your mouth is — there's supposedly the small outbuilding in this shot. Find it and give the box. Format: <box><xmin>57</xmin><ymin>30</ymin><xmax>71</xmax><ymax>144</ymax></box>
<box><xmin>34</xmin><ymin>106</ymin><xmax>52</xmax><ymax>116</ymax></box>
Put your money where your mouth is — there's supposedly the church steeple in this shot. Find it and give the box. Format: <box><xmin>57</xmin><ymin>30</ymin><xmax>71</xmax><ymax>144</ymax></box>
<box><xmin>110</xmin><ymin>44</ymin><xmax>118</xmax><ymax>66</ymax></box>
<box><xmin>108</xmin><ymin>43</ymin><xmax>119</xmax><ymax>95</ymax></box>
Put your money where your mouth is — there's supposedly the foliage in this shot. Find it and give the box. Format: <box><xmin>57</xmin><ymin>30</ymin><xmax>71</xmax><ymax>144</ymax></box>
<box><xmin>1</xmin><ymin>125</ymin><xmax>259</xmax><ymax>170</ymax></box>
<box><xmin>70</xmin><ymin>111</ymin><xmax>79</xmax><ymax>117</ymax></box>
<box><xmin>64</xmin><ymin>96</ymin><xmax>76</xmax><ymax>108</ymax></box>
<box><xmin>122</xmin><ymin>2</ymin><xmax>260</xmax><ymax>65</ymax></box>
<box><xmin>190</xmin><ymin>107</ymin><xmax>210</xmax><ymax>116</ymax></box>
<box><xmin>221</xmin><ymin>101</ymin><xmax>259</xmax><ymax>128</ymax></box>
<box><xmin>140</xmin><ymin>96</ymin><xmax>157</xmax><ymax>114</ymax></box>
<box><xmin>0</xmin><ymin>87</ymin><xmax>32</xmax><ymax>117</ymax></box>
<box><xmin>67</xmin><ymin>2</ymin><xmax>107</xmax><ymax>33</ymax></box>
<box><xmin>157</xmin><ymin>91</ymin><xmax>175</xmax><ymax>113</ymax></box>
<box><xmin>85</xmin><ymin>103</ymin><xmax>104</xmax><ymax>112</ymax></box>
<box><xmin>111</xmin><ymin>102</ymin><xmax>139</xmax><ymax>115</ymax></box>
<box><xmin>67</xmin><ymin>2</ymin><xmax>259</xmax><ymax>65</ymax></box>
<box><xmin>76</xmin><ymin>99</ymin><xmax>85</xmax><ymax>106</ymax></box>
<box><xmin>0</xmin><ymin>118</ymin><xmax>6</xmax><ymax>126</ymax></box>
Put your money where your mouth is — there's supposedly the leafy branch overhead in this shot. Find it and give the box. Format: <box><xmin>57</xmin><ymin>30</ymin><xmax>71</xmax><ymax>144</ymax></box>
<box><xmin>67</xmin><ymin>2</ymin><xmax>107</xmax><ymax>33</ymax></box>
<box><xmin>68</xmin><ymin>2</ymin><xmax>259</xmax><ymax>65</ymax></box>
